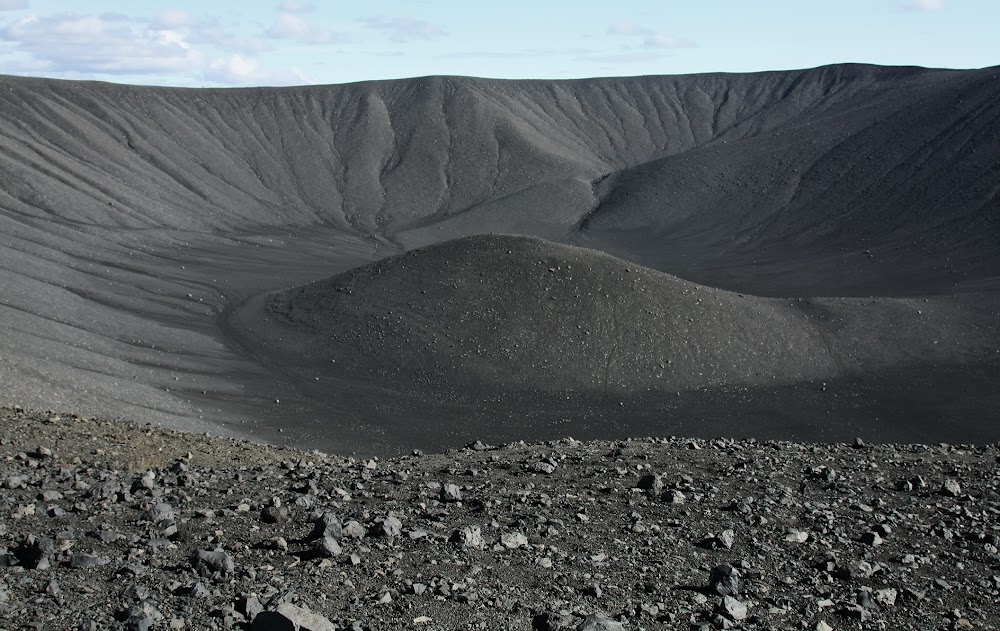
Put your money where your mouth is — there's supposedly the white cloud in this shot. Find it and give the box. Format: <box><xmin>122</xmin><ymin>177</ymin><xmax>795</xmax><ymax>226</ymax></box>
<box><xmin>267</xmin><ymin>12</ymin><xmax>339</xmax><ymax>44</ymax></box>
<box><xmin>205</xmin><ymin>54</ymin><xmax>310</xmax><ymax>86</ymax></box>
<box><xmin>0</xmin><ymin>13</ymin><xmax>205</xmax><ymax>75</ymax></box>
<box><xmin>608</xmin><ymin>21</ymin><xmax>694</xmax><ymax>49</ymax></box>
<box><xmin>899</xmin><ymin>0</ymin><xmax>946</xmax><ymax>11</ymax></box>
<box><xmin>153</xmin><ymin>10</ymin><xmax>193</xmax><ymax>29</ymax></box>
<box><xmin>0</xmin><ymin>11</ymin><xmax>302</xmax><ymax>86</ymax></box>
<box><xmin>0</xmin><ymin>0</ymin><xmax>28</xmax><ymax>11</ymax></box>
<box><xmin>279</xmin><ymin>0</ymin><xmax>314</xmax><ymax>12</ymax></box>
<box><xmin>359</xmin><ymin>16</ymin><xmax>446</xmax><ymax>42</ymax></box>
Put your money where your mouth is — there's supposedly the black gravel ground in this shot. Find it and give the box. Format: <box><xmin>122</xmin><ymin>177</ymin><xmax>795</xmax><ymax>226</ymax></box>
<box><xmin>2</xmin><ymin>406</ymin><xmax>998</xmax><ymax>630</ymax></box>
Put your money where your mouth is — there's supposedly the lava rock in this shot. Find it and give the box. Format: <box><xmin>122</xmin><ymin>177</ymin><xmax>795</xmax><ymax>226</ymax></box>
<box><xmin>192</xmin><ymin>549</ymin><xmax>235</xmax><ymax>577</ymax></box>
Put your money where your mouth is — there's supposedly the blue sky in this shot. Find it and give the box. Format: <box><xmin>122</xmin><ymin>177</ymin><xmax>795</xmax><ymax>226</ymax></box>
<box><xmin>0</xmin><ymin>0</ymin><xmax>995</xmax><ymax>87</ymax></box>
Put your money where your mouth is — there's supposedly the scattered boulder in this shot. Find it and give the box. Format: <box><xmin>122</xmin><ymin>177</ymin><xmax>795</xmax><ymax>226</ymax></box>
<box><xmin>308</xmin><ymin>512</ymin><xmax>342</xmax><ymax>541</ymax></box>
<box><xmin>709</xmin><ymin>564</ymin><xmax>741</xmax><ymax>596</ymax></box>
<box><xmin>192</xmin><ymin>549</ymin><xmax>234</xmax><ymax>577</ymax></box>
<box><xmin>450</xmin><ymin>525</ymin><xmax>485</xmax><ymax>549</ymax></box>
<box><xmin>440</xmin><ymin>483</ymin><xmax>463</xmax><ymax>502</ymax></box>
<box><xmin>251</xmin><ymin>603</ymin><xmax>337</xmax><ymax>631</ymax></box>
<box><xmin>142</xmin><ymin>503</ymin><xmax>175</xmax><ymax>523</ymax></box>
<box><xmin>577</xmin><ymin>614</ymin><xmax>624</xmax><ymax>631</ymax></box>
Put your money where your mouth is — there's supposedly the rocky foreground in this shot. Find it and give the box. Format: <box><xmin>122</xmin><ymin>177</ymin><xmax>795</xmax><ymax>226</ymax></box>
<box><xmin>1</xmin><ymin>407</ymin><xmax>998</xmax><ymax>630</ymax></box>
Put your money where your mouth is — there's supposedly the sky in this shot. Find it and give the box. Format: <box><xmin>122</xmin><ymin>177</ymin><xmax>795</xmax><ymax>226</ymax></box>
<box><xmin>0</xmin><ymin>0</ymin><xmax>996</xmax><ymax>88</ymax></box>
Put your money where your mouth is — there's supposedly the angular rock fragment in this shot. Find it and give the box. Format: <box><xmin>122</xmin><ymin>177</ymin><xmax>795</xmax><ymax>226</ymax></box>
<box><xmin>636</xmin><ymin>474</ymin><xmax>664</xmax><ymax>492</ymax></box>
<box><xmin>371</xmin><ymin>515</ymin><xmax>402</xmax><ymax>538</ymax></box>
<box><xmin>576</xmin><ymin>614</ymin><xmax>624</xmax><ymax>631</ymax></box>
<box><xmin>717</xmin><ymin>595</ymin><xmax>748</xmax><ymax>621</ymax></box>
<box><xmin>450</xmin><ymin>525</ymin><xmax>485</xmax><ymax>549</ymax></box>
<box><xmin>313</xmin><ymin>536</ymin><xmax>342</xmax><ymax>558</ymax></box>
<box><xmin>941</xmin><ymin>479</ymin><xmax>962</xmax><ymax>497</ymax></box>
<box><xmin>142</xmin><ymin>503</ymin><xmax>175</xmax><ymax>523</ymax></box>
<box><xmin>440</xmin><ymin>483</ymin><xmax>463</xmax><ymax>502</ymax></box>
<box><xmin>501</xmin><ymin>531</ymin><xmax>529</xmax><ymax>549</ymax></box>
<box><xmin>192</xmin><ymin>548</ymin><xmax>235</xmax><ymax>577</ymax></box>
<box><xmin>709</xmin><ymin>564</ymin><xmax>741</xmax><ymax>596</ymax></box>
<box><xmin>251</xmin><ymin>603</ymin><xmax>337</xmax><ymax>631</ymax></box>
<box><xmin>308</xmin><ymin>512</ymin><xmax>342</xmax><ymax>541</ymax></box>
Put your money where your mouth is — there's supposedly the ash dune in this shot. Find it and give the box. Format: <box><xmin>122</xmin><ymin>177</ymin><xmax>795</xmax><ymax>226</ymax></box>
<box><xmin>1</xmin><ymin>64</ymin><xmax>1000</xmax><ymax>453</ymax></box>
<box><xmin>237</xmin><ymin>234</ymin><xmax>998</xmax><ymax>396</ymax></box>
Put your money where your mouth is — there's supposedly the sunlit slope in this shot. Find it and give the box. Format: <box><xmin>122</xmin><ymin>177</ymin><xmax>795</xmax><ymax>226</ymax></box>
<box><xmin>4</xmin><ymin>65</ymin><xmax>994</xmax><ymax>247</ymax></box>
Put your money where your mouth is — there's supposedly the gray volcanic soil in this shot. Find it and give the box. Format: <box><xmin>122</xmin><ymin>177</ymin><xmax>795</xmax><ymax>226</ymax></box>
<box><xmin>1</xmin><ymin>64</ymin><xmax>1000</xmax><ymax>453</ymax></box>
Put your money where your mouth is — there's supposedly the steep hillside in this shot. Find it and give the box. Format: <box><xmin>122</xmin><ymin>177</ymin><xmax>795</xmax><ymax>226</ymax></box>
<box><xmin>1</xmin><ymin>65</ymin><xmax>999</xmax><ymax>450</ymax></box>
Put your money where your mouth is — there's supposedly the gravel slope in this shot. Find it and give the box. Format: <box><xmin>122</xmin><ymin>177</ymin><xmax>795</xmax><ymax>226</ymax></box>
<box><xmin>1</xmin><ymin>64</ymin><xmax>999</xmax><ymax>450</ymax></box>
<box><xmin>237</xmin><ymin>234</ymin><xmax>1000</xmax><ymax>396</ymax></box>
<box><xmin>2</xmin><ymin>406</ymin><xmax>999</xmax><ymax>630</ymax></box>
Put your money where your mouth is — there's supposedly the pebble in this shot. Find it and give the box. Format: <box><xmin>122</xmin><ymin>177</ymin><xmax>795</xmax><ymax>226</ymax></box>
<box><xmin>576</xmin><ymin>613</ymin><xmax>625</xmax><ymax>631</ymax></box>
<box><xmin>709</xmin><ymin>564</ymin><xmax>740</xmax><ymax>596</ymax></box>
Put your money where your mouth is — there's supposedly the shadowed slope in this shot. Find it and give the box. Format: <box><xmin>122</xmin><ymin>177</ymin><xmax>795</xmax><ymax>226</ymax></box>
<box><xmin>572</xmin><ymin>65</ymin><xmax>1000</xmax><ymax>295</ymax></box>
<box><xmin>237</xmin><ymin>235</ymin><xmax>1000</xmax><ymax>397</ymax></box>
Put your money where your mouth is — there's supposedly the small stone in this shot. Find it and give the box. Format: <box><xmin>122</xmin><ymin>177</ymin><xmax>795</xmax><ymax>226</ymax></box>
<box><xmin>342</xmin><ymin>520</ymin><xmax>365</xmax><ymax>539</ymax></box>
<box><xmin>239</xmin><ymin>594</ymin><xmax>265</xmax><ymax>621</ymax></box>
<box><xmin>785</xmin><ymin>530</ymin><xmax>809</xmax><ymax>543</ymax></box>
<box><xmin>373</xmin><ymin>515</ymin><xmax>402</xmax><ymax>538</ymax></box>
<box><xmin>901</xmin><ymin>587</ymin><xmax>926</xmax><ymax>601</ymax></box>
<box><xmin>71</xmin><ymin>553</ymin><xmax>111</xmax><ymax>568</ymax></box>
<box><xmin>251</xmin><ymin>603</ymin><xmax>337</xmax><ymax>631</ymax></box>
<box><xmin>836</xmin><ymin>604</ymin><xmax>869</xmax><ymax>621</ymax></box>
<box><xmin>718</xmin><ymin>529</ymin><xmax>736</xmax><ymax>550</ymax></box>
<box><xmin>192</xmin><ymin>549</ymin><xmax>234</xmax><ymax>576</ymax></box>
<box><xmin>93</xmin><ymin>528</ymin><xmax>121</xmax><ymax>543</ymax></box>
<box><xmin>709</xmin><ymin>564</ymin><xmax>740</xmax><ymax>596</ymax></box>
<box><xmin>636</xmin><ymin>474</ymin><xmax>664</xmax><ymax>492</ymax></box>
<box><xmin>860</xmin><ymin>531</ymin><xmax>883</xmax><ymax>546</ymax></box>
<box><xmin>532</xmin><ymin>612</ymin><xmax>574</xmax><ymax>631</ymax></box>
<box><xmin>816</xmin><ymin>621</ymin><xmax>834</xmax><ymax>631</ymax></box>
<box><xmin>532</xmin><ymin>461</ymin><xmax>557</xmax><ymax>475</ymax></box>
<box><xmin>188</xmin><ymin>582</ymin><xmax>212</xmax><ymax>600</ymax></box>
<box><xmin>313</xmin><ymin>536</ymin><xmax>342</xmax><ymax>558</ymax></box>
<box><xmin>309</xmin><ymin>512</ymin><xmax>342</xmax><ymax>541</ymax></box>
<box><xmin>662</xmin><ymin>489</ymin><xmax>686</xmax><ymax>504</ymax></box>
<box><xmin>261</xmin><ymin>506</ymin><xmax>288</xmax><ymax>524</ymax></box>
<box><xmin>576</xmin><ymin>613</ymin><xmax>624</xmax><ymax>631</ymax></box>
<box><xmin>124</xmin><ymin>601</ymin><xmax>164</xmax><ymax>631</ymax></box>
<box><xmin>143</xmin><ymin>503</ymin><xmax>175</xmax><ymax>523</ymax></box>
<box><xmin>501</xmin><ymin>532</ymin><xmax>529</xmax><ymax>549</ymax></box>
<box><xmin>717</xmin><ymin>595</ymin><xmax>748</xmax><ymax>621</ymax></box>
<box><xmin>16</xmin><ymin>535</ymin><xmax>55</xmax><ymax>569</ymax></box>
<box><xmin>440</xmin><ymin>483</ymin><xmax>463</xmax><ymax>502</ymax></box>
<box><xmin>450</xmin><ymin>526</ymin><xmax>485</xmax><ymax>549</ymax></box>
<box><xmin>874</xmin><ymin>588</ymin><xmax>897</xmax><ymax>607</ymax></box>
<box><xmin>941</xmin><ymin>479</ymin><xmax>962</xmax><ymax>497</ymax></box>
